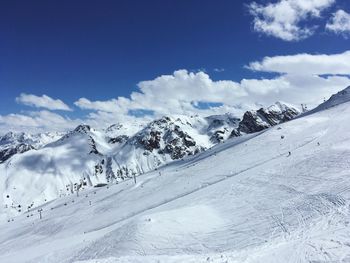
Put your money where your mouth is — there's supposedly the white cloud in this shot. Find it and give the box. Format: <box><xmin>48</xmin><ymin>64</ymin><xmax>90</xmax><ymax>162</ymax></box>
<box><xmin>247</xmin><ymin>74</ymin><xmax>350</xmax><ymax>106</ymax></box>
<box><xmin>75</xmin><ymin>51</ymin><xmax>350</xmax><ymax>125</ymax></box>
<box><xmin>326</xmin><ymin>9</ymin><xmax>350</xmax><ymax>37</ymax></box>
<box><xmin>0</xmin><ymin>110</ymin><xmax>81</xmax><ymax>134</ymax></box>
<box><xmin>247</xmin><ymin>50</ymin><xmax>350</xmax><ymax>75</ymax></box>
<box><xmin>241</xmin><ymin>78</ymin><xmax>291</xmax><ymax>95</ymax></box>
<box><xmin>16</xmin><ymin>93</ymin><xmax>72</xmax><ymax>111</ymax></box>
<box><xmin>248</xmin><ymin>0</ymin><xmax>335</xmax><ymax>41</ymax></box>
<box><xmin>74</xmin><ymin>70</ymin><xmax>251</xmax><ymax>120</ymax></box>
<box><xmin>3</xmin><ymin>50</ymin><xmax>350</xmax><ymax>134</ymax></box>
<box><xmin>74</xmin><ymin>98</ymin><xmax>120</xmax><ymax>113</ymax></box>
<box><xmin>245</xmin><ymin>50</ymin><xmax>350</xmax><ymax>105</ymax></box>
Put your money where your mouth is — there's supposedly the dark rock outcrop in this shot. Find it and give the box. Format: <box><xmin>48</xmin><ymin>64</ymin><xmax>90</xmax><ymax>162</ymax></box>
<box><xmin>74</xmin><ymin>125</ymin><xmax>91</xmax><ymax>134</ymax></box>
<box><xmin>239</xmin><ymin>102</ymin><xmax>299</xmax><ymax>134</ymax></box>
<box><xmin>133</xmin><ymin>116</ymin><xmax>204</xmax><ymax>160</ymax></box>
<box><xmin>0</xmin><ymin>144</ymin><xmax>34</xmax><ymax>163</ymax></box>
<box><xmin>108</xmin><ymin>135</ymin><xmax>129</xmax><ymax>144</ymax></box>
<box><xmin>206</xmin><ymin>114</ymin><xmax>240</xmax><ymax>143</ymax></box>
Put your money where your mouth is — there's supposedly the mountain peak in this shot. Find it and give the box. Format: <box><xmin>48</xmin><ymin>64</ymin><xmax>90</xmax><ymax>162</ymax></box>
<box><xmin>74</xmin><ymin>124</ymin><xmax>91</xmax><ymax>134</ymax></box>
<box><xmin>268</xmin><ymin>101</ymin><xmax>300</xmax><ymax>113</ymax></box>
<box><xmin>238</xmin><ymin>102</ymin><xmax>300</xmax><ymax>134</ymax></box>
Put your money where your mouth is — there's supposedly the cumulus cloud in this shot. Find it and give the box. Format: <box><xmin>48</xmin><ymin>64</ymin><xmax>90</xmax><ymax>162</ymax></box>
<box><xmin>16</xmin><ymin>93</ymin><xmax>72</xmax><ymax>111</ymax></box>
<box><xmin>326</xmin><ymin>9</ymin><xmax>350</xmax><ymax>37</ymax></box>
<box><xmin>248</xmin><ymin>0</ymin><xmax>335</xmax><ymax>41</ymax></box>
<box><xmin>74</xmin><ymin>98</ymin><xmax>120</xmax><ymax>112</ymax></box>
<box><xmin>74</xmin><ymin>70</ymin><xmax>251</xmax><ymax>123</ymax></box>
<box><xmin>0</xmin><ymin>110</ymin><xmax>81</xmax><ymax>134</ymax></box>
<box><xmin>245</xmin><ymin>50</ymin><xmax>350</xmax><ymax>105</ymax></box>
<box><xmin>76</xmin><ymin>51</ymin><xmax>350</xmax><ymax>126</ymax></box>
<box><xmin>247</xmin><ymin>50</ymin><xmax>350</xmax><ymax>75</ymax></box>
<box><xmin>3</xmin><ymin>50</ymin><xmax>350</xmax><ymax>134</ymax></box>
<box><xmin>250</xmin><ymin>74</ymin><xmax>349</xmax><ymax>106</ymax></box>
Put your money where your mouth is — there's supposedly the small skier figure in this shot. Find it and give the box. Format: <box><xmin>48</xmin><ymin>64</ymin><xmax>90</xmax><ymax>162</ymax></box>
<box><xmin>317</xmin><ymin>142</ymin><xmax>320</xmax><ymax>146</ymax></box>
<box><xmin>287</xmin><ymin>151</ymin><xmax>291</xmax><ymax>157</ymax></box>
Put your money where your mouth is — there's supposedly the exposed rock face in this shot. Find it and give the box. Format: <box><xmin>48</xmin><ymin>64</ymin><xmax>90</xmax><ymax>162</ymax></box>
<box><xmin>135</xmin><ymin>116</ymin><xmax>204</xmax><ymax>160</ymax></box>
<box><xmin>0</xmin><ymin>144</ymin><xmax>34</xmax><ymax>163</ymax></box>
<box><xmin>108</xmin><ymin>135</ymin><xmax>129</xmax><ymax>144</ymax></box>
<box><xmin>229</xmin><ymin>129</ymin><xmax>241</xmax><ymax>138</ymax></box>
<box><xmin>138</xmin><ymin>130</ymin><xmax>162</xmax><ymax>151</ymax></box>
<box><xmin>0</xmin><ymin>131</ymin><xmax>64</xmax><ymax>163</ymax></box>
<box><xmin>160</xmin><ymin>125</ymin><xmax>201</xmax><ymax>160</ymax></box>
<box><xmin>105</xmin><ymin>157</ymin><xmax>115</xmax><ymax>183</ymax></box>
<box><xmin>238</xmin><ymin>111</ymin><xmax>270</xmax><ymax>134</ymax></box>
<box><xmin>0</xmin><ymin>102</ymin><xmax>300</xmax><ymax>203</ymax></box>
<box><xmin>239</xmin><ymin>102</ymin><xmax>300</xmax><ymax>134</ymax></box>
<box><xmin>0</xmin><ymin>132</ymin><xmax>26</xmax><ymax>144</ymax></box>
<box><xmin>0</xmin><ymin>101</ymin><xmax>303</xmax><ymax>210</ymax></box>
<box><xmin>73</xmin><ymin>124</ymin><xmax>91</xmax><ymax>134</ymax></box>
<box><xmin>210</xmin><ymin>129</ymin><xmax>230</xmax><ymax>143</ymax></box>
<box><xmin>89</xmin><ymin>137</ymin><xmax>100</xmax><ymax>155</ymax></box>
<box><xmin>206</xmin><ymin>114</ymin><xmax>240</xmax><ymax>143</ymax></box>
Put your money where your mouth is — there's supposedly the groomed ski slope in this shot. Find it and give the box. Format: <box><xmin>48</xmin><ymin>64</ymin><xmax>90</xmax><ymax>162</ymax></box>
<box><xmin>1</xmin><ymin>100</ymin><xmax>350</xmax><ymax>262</ymax></box>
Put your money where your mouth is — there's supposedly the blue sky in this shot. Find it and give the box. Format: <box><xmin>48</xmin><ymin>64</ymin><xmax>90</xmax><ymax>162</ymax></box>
<box><xmin>1</xmin><ymin>0</ymin><xmax>350</xmax><ymax>133</ymax></box>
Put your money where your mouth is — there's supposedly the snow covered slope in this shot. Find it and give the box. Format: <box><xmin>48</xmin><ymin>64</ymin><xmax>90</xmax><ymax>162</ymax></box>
<box><xmin>0</xmin><ymin>103</ymin><xmax>298</xmax><ymax>220</ymax></box>
<box><xmin>0</xmin><ymin>92</ymin><xmax>349</xmax><ymax>262</ymax></box>
<box><xmin>0</xmin><ymin>131</ymin><xmax>64</xmax><ymax>163</ymax></box>
<box><xmin>0</xmin><ymin>125</ymin><xmax>106</xmax><ymax>218</ymax></box>
<box><xmin>304</xmin><ymin>85</ymin><xmax>350</xmax><ymax>115</ymax></box>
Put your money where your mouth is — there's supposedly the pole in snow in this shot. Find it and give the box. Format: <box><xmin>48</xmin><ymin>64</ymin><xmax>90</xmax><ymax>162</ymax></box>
<box><xmin>38</xmin><ymin>208</ymin><xmax>43</xmax><ymax>219</ymax></box>
<box><xmin>133</xmin><ymin>173</ymin><xmax>137</xmax><ymax>184</ymax></box>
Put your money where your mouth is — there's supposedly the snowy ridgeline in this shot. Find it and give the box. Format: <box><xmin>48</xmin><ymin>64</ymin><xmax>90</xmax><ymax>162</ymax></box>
<box><xmin>0</xmin><ymin>102</ymin><xmax>299</xmax><ymax>215</ymax></box>
<box><xmin>0</xmin><ymin>87</ymin><xmax>350</xmax><ymax>262</ymax></box>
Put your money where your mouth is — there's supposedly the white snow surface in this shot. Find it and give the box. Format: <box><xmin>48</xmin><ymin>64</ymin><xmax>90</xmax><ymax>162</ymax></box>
<box><xmin>104</xmin><ymin>122</ymin><xmax>147</xmax><ymax>139</ymax></box>
<box><xmin>0</xmin><ymin>131</ymin><xmax>65</xmax><ymax>150</ymax></box>
<box><xmin>0</xmin><ymin>98</ymin><xmax>350</xmax><ymax>262</ymax></box>
<box><xmin>305</xmin><ymin>85</ymin><xmax>350</xmax><ymax>115</ymax></box>
<box><xmin>0</xmin><ymin>113</ymin><xmax>241</xmax><ymax>217</ymax></box>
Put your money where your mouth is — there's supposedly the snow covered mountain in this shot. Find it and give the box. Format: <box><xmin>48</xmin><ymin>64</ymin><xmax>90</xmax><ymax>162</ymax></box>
<box><xmin>104</xmin><ymin>121</ymin><xmax>147</xmax><ymax>143</ymax></box>
<box><xmin>0</xmin><ymin>102</ymin><xmax>299</xmax><ymax>217</ymax></box>
<box><xmin>1</xmin><ymin>88</ymin><xmax>350</xmax><ymax>262</ymax></box>
<box><xmin>205</xmin><ymin>113</ymin><xmax>241</xmax><ymax>143</ymax></box>
<box><xmin>0</xmin><ymin>126</ymin><xmax>107</xmax><ymax>216</ymax></box>
<box><xmin>0</xmin><ymin>131</ymin><xmax>65</xmax><ymax>163</ymax></box>
<box><xmin>237</xmin><ymin>101</ymin><xmax>300</xmax><ymax>134</ymax></box>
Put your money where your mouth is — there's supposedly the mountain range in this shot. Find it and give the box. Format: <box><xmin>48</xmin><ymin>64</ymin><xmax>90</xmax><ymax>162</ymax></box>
<box><xmin>0</xmin><ymin>86</ymin><xmax>350</xmax><ymax>262</ymax></box>
<box><xmin>0</xmin><ymin>101</ymin><xmax>299</xmax><ymax>217</ymax></box>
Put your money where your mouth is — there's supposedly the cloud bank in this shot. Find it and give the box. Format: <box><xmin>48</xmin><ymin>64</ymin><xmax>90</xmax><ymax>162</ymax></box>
<box><xmin>0</xmin><ymin>111</ymin><xmax>81</xmax><ymax>134</ymax></box>
<box><xmin>1</xmin><ymin>51</ymin><xmax>350</xmax><ymax>134</ymax></box>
